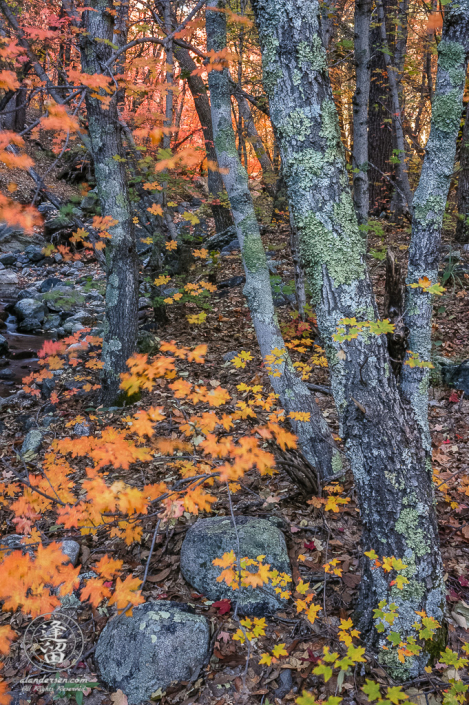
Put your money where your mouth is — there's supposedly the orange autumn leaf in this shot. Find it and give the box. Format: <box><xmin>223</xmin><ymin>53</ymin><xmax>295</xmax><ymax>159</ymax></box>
<box><xmin>93</xmin><ymin>555</ymin><xmax>124</xmax><ymax>580</ymax></box>
<box><xmin>80</xmin><ymin>578</ymin><xmax>112</xmax><ymax>608</ymax></box>
<box><xmin>108</xmin><ymin>576</ymin><xmax>144</xmax><ymax>612</ymax></box>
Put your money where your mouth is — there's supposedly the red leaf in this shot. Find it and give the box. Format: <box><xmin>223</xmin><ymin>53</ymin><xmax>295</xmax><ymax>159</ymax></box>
<box><xmin>448</xmin><ymin>391</ymin><xmax>460</xmax><ymax>403</ymax></box>
<box><xmin>213</xmin><ymin>599</ymin><xmax>231</xmax><ymax>615</ymax></box>
<box><xmin>304</xmin><ymin>540</ymin><xmax>316</xmax><ymax>550</ymax></box>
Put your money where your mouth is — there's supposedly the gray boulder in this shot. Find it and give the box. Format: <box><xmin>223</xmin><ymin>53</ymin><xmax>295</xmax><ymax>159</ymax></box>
<box><xmin>95</xmin><ymin>601</ymin><xmax>210</xmax><ymax>705</ymax></box>
<box><xmin>0</xmin><ymin>334</ymin><xmax>8</xmax><ymax>355</ymax></box>
<box><xmin>20</xmin><ymin>429</ymin><xmax>43</xmax><ymax>459</ymax></box>
<box><xmin>0</xmin><ymin>270</ymin><xmax>18</xmax><ymax>285</ymax></box>
<box><xmin>0</xmin><ymin>223</ymin><xmax>45</xmax><ymax>254</ymax></box>
<box><xmin>180</xmin><ymin>516</ymin><xmax>291</xmax><ymax>615</ymax></box>
<box><xmin>14</xmin><ymin>298</ymin><xmax>45</xmax><ymax>322</ymax></box>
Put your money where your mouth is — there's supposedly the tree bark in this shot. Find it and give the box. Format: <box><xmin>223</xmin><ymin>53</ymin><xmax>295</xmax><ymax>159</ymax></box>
<box><xmin>376</xmin><ymin>0</ymin><xmax>413</xmax><ymax>214</ymax></box>
<box><xmin>367</xmin><ymin>0</ymin><xmax>394</xmax><ymax>213</ymax></box>
<box><xmin>251</xmin><ymin>0</ymin><xmax>445</xmax><ymax>677</ymax></box>
<box><xmin>401</xmin><ymin>4</ymin><xmax>469</xmax><ymax>445</ymax></box>
<box><xmin>81</xmin><ymin>0</ymin><xmax>139</xmax><ymax>405</ymax></box>
<box><xmin>206</xmin><ymin>0</ymin><xmax>342</xmax><ymax>487</ymax></box>
<box><xmin>455</xmin><ymin>100</ymin><xmax>469</xmax><ymax>243</ymax></box>
<box><xmin>232</xmin><ymin>86</ymin><xmax>277</xmax><ymax>195</ymax></box>
<box><xmin>352</xmin><ymin>0</ymin><xmax>372</xmax><ymax>225</ymax></box>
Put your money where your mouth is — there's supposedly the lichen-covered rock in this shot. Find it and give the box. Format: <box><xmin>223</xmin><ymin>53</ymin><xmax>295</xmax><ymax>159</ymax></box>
<box><xmin>95</xmin><ymin>601</ymin><xmax>210</xmax><ymax>704</ymax></box>
<box><xmin>180</xmin><ymin>516</ymin><xmax>291</xmax><ymax>615</ymax></box>
<box><xmin>0</xmin><ymin>335</ymin><xmax>8</xmax><ymax>355</ymax></box>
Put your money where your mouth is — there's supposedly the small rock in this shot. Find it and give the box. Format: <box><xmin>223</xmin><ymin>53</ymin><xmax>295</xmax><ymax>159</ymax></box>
<box><xmin>20</xmin><ymin>429</ymin><xmax>43</xmax><ymax>459</ymax></box>
<box><xmin>217</xmin><ymin>275</ymin><xmax>245</xmax><ymax>289</ymax></box>
<box><xmin>0</xmin><ymin>369</ymin><xmax>13</xmax><ymax>380</ymax></box>
<box><xmin>39</xmin><ymin>277</ymin><xmax>62</xmax><ymax>293</ymax></box>
<box><xmin>180</xmin><ymin>516</ymin><xmax>292</xmax><ymax>615</ymax></box>
<box><xmin>0</xmin><ymin>534</ymin><xmax>80</xmax><ymax>565</ymax></box>
<box><xmin>60</xmin><ymin>539</ymin><xmax>80</xmax><ymax>566</ymax></box>
<box><xmin>0</xmin><ymin>253</ymin><xmax>17</xmax><ymax>266</ymax></box>
<box><xmin>222</xmin><ymin>350</ymin><xmax>238</xmax><ymax>362</ymax></box>
<box><xmin>0</xmin><ymin>270</ymin><xmax>18</xmax><ymax>285</ymax></box>
<box><xmin>137</xmin><ymin>330</ymin><xmax>160</xmax><ymax>354</ymax></box>
<box><xmin>73</xmin><ymin>261</ymin><xmax>85</xmax><ymax>270</ymax></box>
<box><xmin>138</xmin><ymin>297</ymin><xmax>152</xmax><ymax>309</ymax></box>
<box><xmin>17</xmin><ymin>288</ymin><xmax>41</xmax><ymax>302</ymax></box>
<box><xmin>0</xmin><ymin>262</ymin><xmax>4</xmax><ymax>270</ymax></box>
<box><xmin>74</xmin><ymin>422</ymin><xmax>90</xmax><ymax>437</ymax></box>
<box><xmin>0</xmin><ymin>334</ymin><xmax>8</xmax><ymax>355</ymax></box>
<box><xmin>39</xmin><ymin>377</ymin><xmax>55</xmax><ymax>400</ymax></box>
<box><xmin>24</xmin><ymin>245</ymin><xmax>44</xmax><ymax>262</ymax></box>
<box><xmin>275</xmin><ymin>669</ymin><xmax>293</xmax><ymax>699</ymax></box>
<box><xmin>220</xmin><ymin>239</ymin><xmax>241</xmax><ymax>256</ymax></box>
<box><xmin>95</xmin><ymin>601</ymin><xmax>210</xmax><ymax>705</ymax></box>
<box><xmin>440</xmin><ymin>359</ymin><xmax>469</xmax><ymax>394</ymax></box>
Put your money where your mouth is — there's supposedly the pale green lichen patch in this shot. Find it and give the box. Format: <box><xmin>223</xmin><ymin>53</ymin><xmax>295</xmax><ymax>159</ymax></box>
<box><xmin>413</xmin><ymin>194</ymin><xmax>445</xmax><ymax>225</ymax></box>
<box><xmin>438</xmin><ymin>40</ymin><xmax>466</xmax><ymax>86</ymax></box>
<box><xmin>278</xmin><ymin>109</ymin><xmax>312</xmax><ymax>142</ymax></box>
<box><xmin>296</xmin><ymin>202</ymin><xmax>365</xmax><ymax>303</ymax></box>
<box><xmin>297</xmin><ymin>37</ymin><xmax>327</xmax><ymax>73</ymax></box>
<box><xmin>395</xmin><ymin>508</ymin><xmax>430</xmax><ymax>557</ymax></box>
<box><xmin>431</xmin><ymin>90</ymin><xmax>461</xmax><ymax>133</ymax></box>
<box><xmin>242</xmin><ymin>234</ymin><xmax>267</xmax><ymax>273</ymax></box>
<box><xmin>320</xmin><ymin>99</ymin><xmax>343</xmax><ymax>153</ymax></box>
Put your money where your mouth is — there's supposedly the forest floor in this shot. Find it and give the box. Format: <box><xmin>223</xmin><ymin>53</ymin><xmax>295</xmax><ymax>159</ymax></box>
<box><xmin>0</xmin><ymin>139</ymin><xmax>469</xmax><ymax>705</ymax></box>
<box><xmin>1</xmin><ymin>205</ymin><xmax>469</xmax><ymax>705</ymax></box>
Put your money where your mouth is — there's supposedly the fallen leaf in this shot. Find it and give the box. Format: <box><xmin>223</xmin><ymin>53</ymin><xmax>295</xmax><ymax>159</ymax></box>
<box><xmin>111</xmin><ymin>691</ymin><xmax>128</xmax><ymax>705</ymax></box>
<box><xmin>147</xmin><ymin>567</ymin><xmax>172</xmax><ymax>583</ymax></box>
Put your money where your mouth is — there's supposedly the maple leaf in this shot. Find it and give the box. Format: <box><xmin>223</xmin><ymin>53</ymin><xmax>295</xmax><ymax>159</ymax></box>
<box><xmin>213</xmin><ymin>599</ymin><xmax>231</xmax><ymax>615</ymax></box>
<box><xmin>0</xmin><ymin>626</ymin><xmax>16</xmax><ymax>655</ymax></box>
<box><xmin>259</xmin><ymin>652</ymin><xmax>273</xmax><ymax>666</ymax></box>
<box><xmin>147</xmin><ymin>203</ymin><xmax>163</xmax><ymax>216</ymax></box>
<box><xmin>108</xmin><ymin>576</ymin><xmax>144</xmax><ymax>612</ymax></box>
<box><xmin>272</xmin><ymin>643</ymin><xmax>288</xmax><ymax>658</ymax></box>
<box><xmin>93</xmin><ymin>555</ymin><xmax>124</xmax><ymax>580</ymax></box>
<box><xmin>80</xmin><ymin>578</ymin><xmax>111</xmax><ymax>608</ymax></box>
<box><xmin>183</xmin><ymin>486</ymin><xmax>216</xmax><ymax>514</ymax></box>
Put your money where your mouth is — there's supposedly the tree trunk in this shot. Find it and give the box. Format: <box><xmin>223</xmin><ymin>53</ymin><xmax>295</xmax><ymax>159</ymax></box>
<box><xmin>233</xmin><ymin>87</ymin><xmax>277</xmax><ymax>195</ymax></box>
<box><xmin>251</xmin><ymin>0</ymin><xmax>446</xmax><ymax>677</ymax></box>
<box><xmin>376</xmin><ymin>0</ymin><xmax>413</xmax><ymax>214</ymax></box>
<box><xmin>401</xmin><ymin>5</ymin><xmax>469</xmax><ymax>445</ymax></box>
<box><xmin>81</xmin><ymin>0</ymin><xmax>139</xmax><ymax>405</ymax></box>
<box><xmin>367</xmin><ymin>0</ymin><xmax>394</xmax><ymax>213</ymax></box>
<box><xmin>172</xmin><ymin>40</ymin><xmax>233</xmax><ymax>233</ymax></box>
<box><xmin>352</xmin><ymin>0</ymin><xmax>372</xmax><ymax>225</ymax></box>
<box><xmin>206</xmin><ymin>0</ymin><xmax>342</xmax><ymax>487</ymax></box>
<box><xmin>455</xmin><ymin>100</ymin><xmax>469</xmax><ymax>243</ymax></box>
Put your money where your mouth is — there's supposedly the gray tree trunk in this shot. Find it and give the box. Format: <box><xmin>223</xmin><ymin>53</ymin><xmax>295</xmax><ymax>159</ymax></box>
<box><xmin>206</xmin><ymin>0</ymin><xmax>342</xmax><ymax>487</ymax></box>
<box><xmin>81</xmin><ymin>0</ymin><xmax>139</xmax><ymax>405</ymax></box>
<box><xmin>232</xmin><ymin>86</ymin><xmax>276</xmax><ymax>195</ymax></box>
<box><xmin>376</xmin><ymin>0</ymin><xmax>413</xmax><ymax>214</ymax></box>
<box><xmin>159</xmin><ymin>4</ymin><xmax>232</xmax><ymax>234</ymax></box>
<box><xmin>401</xmin><ymin>6</ymin><xmax>469</xmax><ymax>444</ymax></box>
<box><xmin>455</xmin><ymin>100</ymin><xmax>469</xmax><ymax>243</ymax></box>
<box><xmin>352</xmin><ymin>0</ymin><xmax>371</xmax><ymax>225</ymax></box>
<box><xmin>251</xmin><ymin>0</ymin><xmax>447</xmax><ymax>677</ymax></box>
